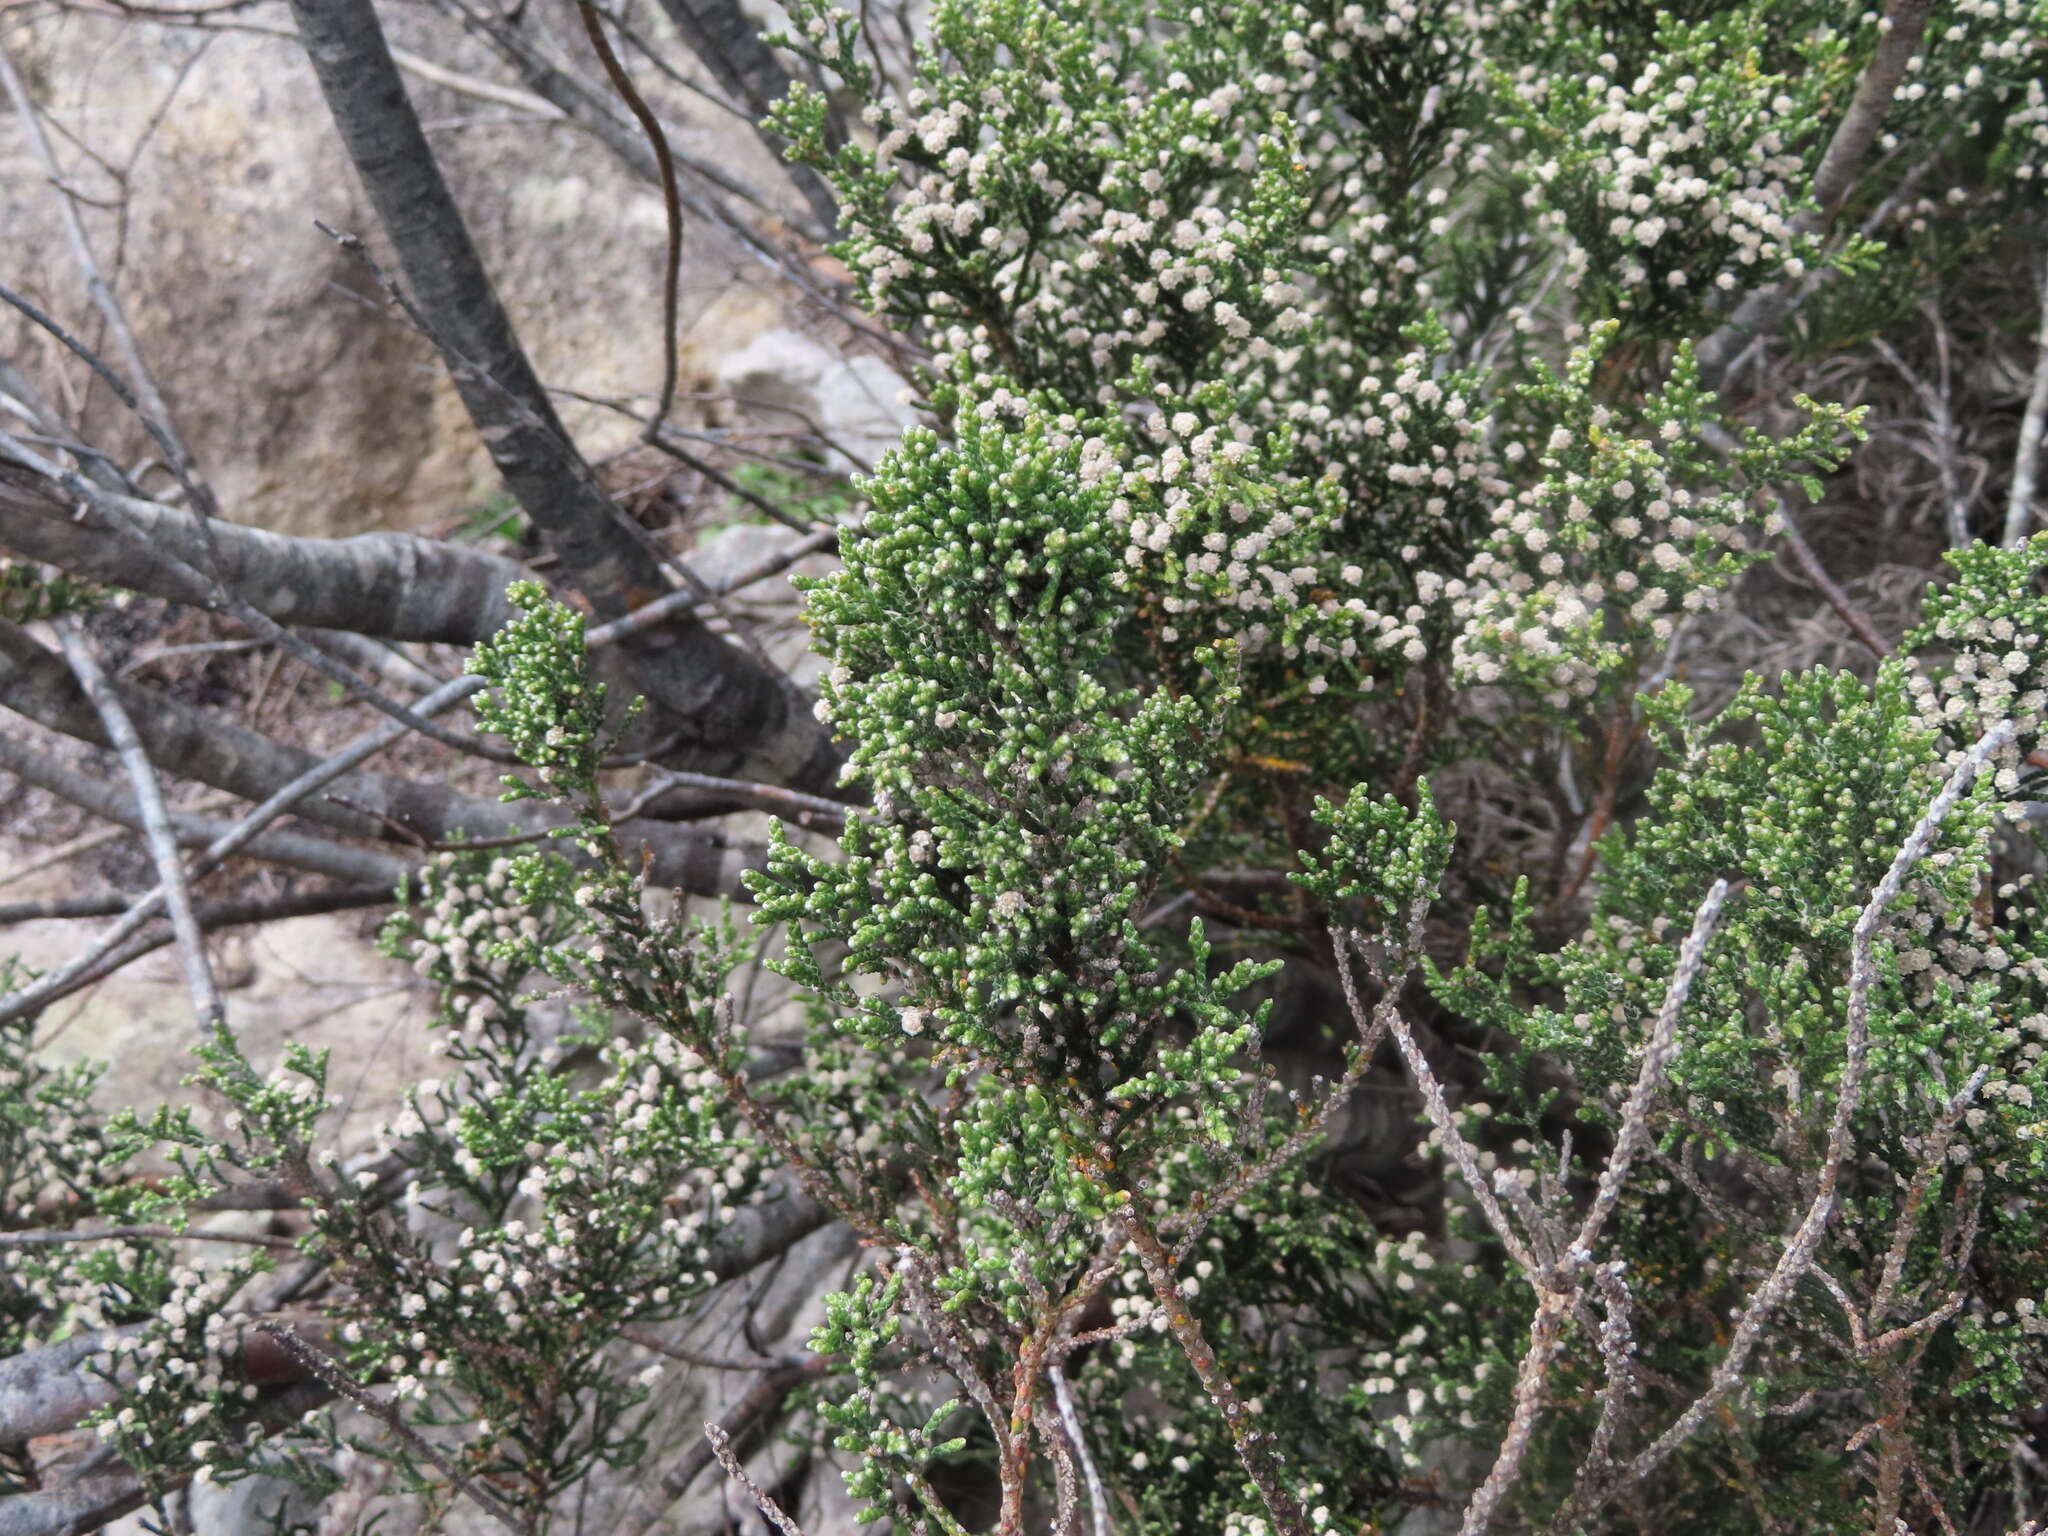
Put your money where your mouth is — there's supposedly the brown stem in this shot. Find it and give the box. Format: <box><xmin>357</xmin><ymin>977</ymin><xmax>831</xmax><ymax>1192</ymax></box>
<box><xmin>1777</xmin><ymin>503</ymin><xmax>1892</xmax><ymax>659</ymax></box>
<box><xmin>1552</xmin><ymin>700</ymin><xmax>1633</xmax><ymax>915</ymax></box>
<box><xmin>1114</xmin><ymin>1204</ymin><xmax>1309</xmax><ymax>1536</ymax></box>
<box><xmin>574</xmin><ymin>0</ymin><xmax>683</xmax><ymax>437</ymax></box>
<box><xmin>256</xmin><ymin>1323</ymin><xmax>525</xmax><ymax>1534</ymax></box>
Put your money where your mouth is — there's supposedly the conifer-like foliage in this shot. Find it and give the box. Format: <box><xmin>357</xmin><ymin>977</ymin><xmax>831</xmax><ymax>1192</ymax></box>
<box><xmin>7</xmin><ymin>0</ymin><xmax>2048</xmax><ymax>1533</ymax></box>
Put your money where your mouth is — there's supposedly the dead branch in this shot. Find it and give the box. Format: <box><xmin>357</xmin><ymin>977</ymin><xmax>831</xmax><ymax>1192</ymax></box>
<box><xmin>0</xmin><ymin>1223</ymin><xmax>300</xmax><ymax>1251</ymax></box>
<box><xmin>0</xmin><ymin>621</ymin><xmax>768</xmax><ymax>896</ymax></box>
<box><xmin>0</xmin><ymin>426</ymin><xmax>514</xmax><ymax>764</ymax></box>
<box><xmin>0</xmin><ymin>668</ymin><xmax>479</xmax><ymax>1024</ymax></box>
<box><xmin>283</xmin><ymin>0</ymin><xmax>843</xmax><ymax>794</ymax></box>
<box><xmin>52</xmin><ymin>618</ymin><xmax>222</xmax><ymax>1031</ymax></box>
<box><xmin>0</xmin><ymin>461</ymin><xmax>527</xmax><ymax>645</ymax></box>
<box><xmin>2004</xmin><ymin>256</ymin><xmax>2048</xmax><ymax>548</ymax></box>
<box><xmin>0</xmin><ymin>726</ymin><xmax>414</xmax><ymax>892</ymax></box>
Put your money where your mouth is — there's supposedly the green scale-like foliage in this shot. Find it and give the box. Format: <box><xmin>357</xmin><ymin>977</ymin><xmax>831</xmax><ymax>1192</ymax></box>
<box><xmin>758</xmin><ymin>400</ymin><xmax>1248</xmax><ymax>1067</ymax></box>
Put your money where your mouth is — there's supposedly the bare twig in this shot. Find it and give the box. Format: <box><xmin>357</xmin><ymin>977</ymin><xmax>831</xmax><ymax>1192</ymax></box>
<box><xmin>573</xmin><ymin>0</ymin><xmax>683</xmax><ymax>437</ymax></box>
<box><xmin>608</xmin><ymin>1352</ymin><xmax>825</xmax><ymax>1536</ymax></box>
<box><xmin>1551</xmin><ymin>700</ymin><xmax>1632</xmax><ymax>915</ymax></box>
<box><xmin>1461</xmin><ymin>1290</ymin><xmax>1571</xmax><ymax>1536</ymax></box>
<box><xmin>0</xmin><ymin>811</ymin><xmax>219</xmax><ymax>892</ymax></box>
<box><xmin>705</xmin><ymin>1420</ymin><xmax>811</xmax><ymax>1536</ymax></box>
<box><xmin>1</xmin><ymin>885</ymin><xmax>393</xmax><ymax>1023</ymax></box>
<box><xmin>1465</xmin><ymin>882</ymin><xmax>1728</xmax><ymax>1535</ymax></box>
<box><xmin>1049</xmin><ymin>1363</ymin><xmax>1111</xmax><ymax>1536</ymax></box>
<box><xmin>0</xmin><ymin>727</ymin><xmax>413</xmax><ymax>892</ymax></box>
<box><xmin>1868</xmin><ymin>1064</ymin><xmax>1990</xmax><ymax>1326</ymax></box>
<box><xmin>1571</xmin><ymin>880</ymin><xmax>1729</xmax><ymax>1260</ymax></box>
<box><xmin>2004</xmin><ymin>257</ymin><xmax>2048</xmax><ymax>548</ymax></box>
<box><xmin>1697</xmin><ymin>419</ymin><xmax>1892</xmax><ymax>660</ymax></box>
<box><xmin>0</xmin><ymin>36</ymin><xmax>207</xmax><ymax>500</ymax></box>
<box><xmin>1573</xmin><ymin>1265</ymin><xmax>1642</xmax><ymax>1501</ymax></box>
<box><xmin>616</xmin><ymin>1328</ymin><xmax>793</xmax><ymax>1372</ymax></box>
<box><xmin>52</xmin><ymin>619</ymin><xmax>221</xmax><ymax>1030</ymax></box>
<box><xmin>1776</xmin><ymin>499</ymin><xmax>1894</xmax><ymax>659</ymax></box>
<box><xmin>254</xmin><ymin>1323</ymin><xmax>524</xmax><ymax>1534</ymax></box>
<box><xmin>893</xmin><ymin>1251</ymin><xmax>1021</xmax><ymax>1506</ymax></box>
<box><xmin>583</xmin><ymin>522</ymin><xmax>844</xmax><ymax>650</ymax></box>
<box><xmin>646</xmin><ymin>427</ymin><xmax>829</xmax><ymax>533</ymax></box>
<box><xmin>1872</xmin><ymin>330</ymin><xmax>1975</xmax><ymax>548</ymax></box>
<box><xmin>1115</xmin><ymin>1205</ymin><xmax>1310</xmax><ymax>1536</ymax></box>
<box><xmin>0</xmin><ymin>355</ymin><xmax>129</xmax><ymax>493</ymax></box>
<box><xmin>1356</xmin><ymin>943</ymin><xmax>1541</xmax><ymax>1277</ymax></box>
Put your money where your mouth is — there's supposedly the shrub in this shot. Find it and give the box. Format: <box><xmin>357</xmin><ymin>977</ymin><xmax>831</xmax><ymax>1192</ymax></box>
<box><xmin>8</xmin><ymin>0</ymin><xmax>2048</xmax><ymax>1532</ymax></box>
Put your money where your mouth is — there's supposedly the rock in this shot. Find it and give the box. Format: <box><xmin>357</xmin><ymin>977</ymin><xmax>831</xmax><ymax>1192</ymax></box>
<box><xmin>715</xmin><ymin>328</ymin><xmax>916</xmax><ymax>474</ymax></box>
<box><xmin>14</xmin><ymin>903</ymin><xmax>437</xmax><ymax>1164</ymax></box>
<box><xmin>0</xmin><ymin>7</ymin><xmax>814</xmax><ymax>539</ymax></box>
<box><xmin>186</xmin><ymin>1469</ymin><xmax>325</xmax><ymax>1535</ymax></box>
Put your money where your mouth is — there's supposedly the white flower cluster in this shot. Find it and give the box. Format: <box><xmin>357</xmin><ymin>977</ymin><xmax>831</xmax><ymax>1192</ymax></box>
<box><xmin>1907</xmin><ymin>627</ymin><xmax>2046</xmax><ymax>807</ymax></box>
<box><xmin>832</xmin><ymin>7</ymin><xmax>1305</xmax><ymax>402</ymax></box>
<box><xmin>1905</xmin><ymin>0</ymin><xmax>2048</xmax><ymax>175</ymax></box>
<box><xmin>1507</xmin><ymin>29</ymin><xmax>1828</xmax><ymax>316</ymax></box>
<box><xmin>366</xmin><ymin>1029</ymin><xmax>758</xmax><ymax>1399</ymax></box>
<box><xmin>406</xmin><ymin>855</ymin><xmax>541</xmax><ymax>992</ymax></box>
<box><xmin>1906</xmin><ymin>537</ymin><xmax>2048</xmax><ymax>827</ymax></box>
<box><xmin>1449</xmin><ymin>399</ymin><xmax>1750</xmax><ymax>704</ymax></box>
<box><xmin>2001</xmin><ymin>78</ymin><xmax>2048</xmax><ymax>183</ymax></box>
<box><xmin>91</xmin><ymin>1257</ymin><xmax>264</xmax><ymax>1468</ymax></box>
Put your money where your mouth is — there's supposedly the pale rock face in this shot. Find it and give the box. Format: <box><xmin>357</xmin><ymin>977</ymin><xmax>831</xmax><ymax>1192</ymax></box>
<box><xmin>13</xmin><ymin>905</ymin><xmax>440</xmax><ymax>1164</ymax></box>
<box><xmin>715</xmin><ymin>327</ymin><xmax>916</xmax><ymax>474</ymax></box>
<box><xmin>0</xmin><ymin>7</ymin><xmax>802</xmax><ymax>538</ymax></box>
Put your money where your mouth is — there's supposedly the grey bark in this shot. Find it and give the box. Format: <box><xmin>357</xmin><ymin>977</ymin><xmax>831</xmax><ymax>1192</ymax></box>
<box><xmin>707</xmin><ymin>1184</ymin><xmax>832</xmax><ymax>1284</ymax></box>
<box><xmin>283</xmin><ymin>0</ymin><xmax>843</xmax><ymax>795</ymax></box>
<box><xmin>0</xmin><ymin>464</ymin><xmax>523</xmax><ymax>646</ymax></box>
<box><xmin>0</xmin><ymin>884</ymin><xmax>393</xmax><ymax>927</ymax></box>
<box><xmin>0</xmin><ymin>621</ymin><xmax>768</xmax><ymax>898</ymax></box>
<box><xmin>0</xmin><ymin>727</ymin><xmax>415</xmax><ymax>889</ymax></box>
